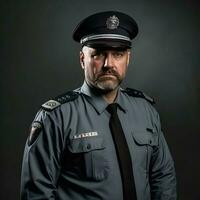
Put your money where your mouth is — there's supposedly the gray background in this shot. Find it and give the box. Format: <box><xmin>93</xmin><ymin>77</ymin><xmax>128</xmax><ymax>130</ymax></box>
<box><xmin>1</xmin><ymin>0</ymin><xmax>200</xmax><ymax>199</ymax></box>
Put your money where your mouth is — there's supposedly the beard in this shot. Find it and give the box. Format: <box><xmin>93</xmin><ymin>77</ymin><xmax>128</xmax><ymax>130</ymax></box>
<box><xmin>95</xmin><ymin>76</ymin><xmax>121</xmax><ymax>91</ymax></box>
<box><xmin>93</xmin><ymin>69</ymin><xmax>123</xmax><ymax>92</ymax></box>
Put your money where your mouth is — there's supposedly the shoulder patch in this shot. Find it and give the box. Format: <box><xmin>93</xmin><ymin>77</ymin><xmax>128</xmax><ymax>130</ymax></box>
<box><xmin>28</xmin><ymin>121</ymin><xmax>42</xmax><ymax>146</ymax></box>
<box><xmin>42</xmin><ymin>91</ymin><xmax>79</xmax><ymax>111</ymax></box>
<box><xmin>123</xmin><ymin>88</ymin><xmax>155</xmax><ymax>104</ymax></box>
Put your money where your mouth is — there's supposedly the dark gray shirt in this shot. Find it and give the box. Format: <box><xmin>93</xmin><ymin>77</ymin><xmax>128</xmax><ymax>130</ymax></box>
<box><xmin>21</xmin><ymin>82</ymin><xmax>177</xmax><ymax>200</ymax></box>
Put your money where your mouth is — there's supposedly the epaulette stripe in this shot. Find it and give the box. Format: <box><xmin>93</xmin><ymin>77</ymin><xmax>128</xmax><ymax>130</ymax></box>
<box><xmin>56</xmin><ymin>91</ymin><xmax>79</xmax><ymax>104</ymax></box>
<box><xmin>123</xmin><ymin>88</ymin><xmax>155</xmax><ymax>104</ymax></box>
<box><xmin>41</xmin><ymin>91</ymin><xmax>79</xmax><ymax>111</ymax></box>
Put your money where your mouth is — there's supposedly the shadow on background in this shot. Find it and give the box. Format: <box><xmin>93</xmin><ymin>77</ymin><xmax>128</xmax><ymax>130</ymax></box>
<box><xmin>1</xmin><ymin>0</ymin><xmax>200</xmax><ymax>199</ymax></box>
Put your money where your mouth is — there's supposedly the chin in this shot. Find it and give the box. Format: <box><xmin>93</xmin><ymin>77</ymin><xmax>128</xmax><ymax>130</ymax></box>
<box><xmin>96</xmin><ymin>80</ymin><xmax>120</xmax><ymax>92</ymax></box>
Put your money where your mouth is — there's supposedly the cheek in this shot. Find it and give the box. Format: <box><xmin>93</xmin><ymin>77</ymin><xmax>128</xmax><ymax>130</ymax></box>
<box><xmin>91</xmin><ymin>60</ymin><xmax>103</xmax><ymax>73</ymax></box>
<box><xmin>117</xmin><ymin>61</ymin><xmax>128</xmax><ymax>76</ymax></box>
<box><xmin>84</xmin><ymin>61</ymin><xmax>97</xmax><ymax>77</ymax></box>
<box><xmin>84</xmin><ymin>58</ymin><xmax>103</xmax><ymax>77</ymax></box>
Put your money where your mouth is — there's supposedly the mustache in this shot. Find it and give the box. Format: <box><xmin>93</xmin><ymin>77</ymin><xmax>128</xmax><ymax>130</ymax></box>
<box><xmin>96</xmin><ymin>68</ymin><xmax>120</xmax><ymax>79</ymax></box>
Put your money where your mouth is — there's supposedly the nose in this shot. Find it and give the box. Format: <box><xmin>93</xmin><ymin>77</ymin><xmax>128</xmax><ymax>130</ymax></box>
<box><xmin>103</xmin><ymin>53</ymin><xmax>114</xmax><ymax>68</ymax></box>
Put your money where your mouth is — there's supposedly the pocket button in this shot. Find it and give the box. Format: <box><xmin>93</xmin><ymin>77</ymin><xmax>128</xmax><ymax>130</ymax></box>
<box><xmin>87</xmin><ymin>143</ymin><xmax>91</xmax><ymax>150</ymax></box>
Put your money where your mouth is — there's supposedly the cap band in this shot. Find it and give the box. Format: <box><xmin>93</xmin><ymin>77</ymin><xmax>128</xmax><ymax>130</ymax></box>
<box><xmin>80</xmin><ymin>34</ymin><xmax>131</xmax><ymax>44</ymax></box>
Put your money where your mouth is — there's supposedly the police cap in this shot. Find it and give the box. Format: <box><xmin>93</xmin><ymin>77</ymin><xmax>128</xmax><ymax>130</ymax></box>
<box><xmin>73</xmin><ymin>11</ymin><xmax>138</xmax><ymax>48</ymax></box>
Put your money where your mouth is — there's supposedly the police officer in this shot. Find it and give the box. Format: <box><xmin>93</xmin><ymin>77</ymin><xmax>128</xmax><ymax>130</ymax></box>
<box><xmin>20</xmin><ymin>11</ymin><xmax>177</xmax><ymax>200</ymax></box>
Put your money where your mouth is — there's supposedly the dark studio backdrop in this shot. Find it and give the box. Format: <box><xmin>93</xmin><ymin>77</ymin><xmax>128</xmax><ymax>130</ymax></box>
<box><xmin>1</xmin><ymin>0</ymin><xmax>200</xmax><ymax>199</ymax></box>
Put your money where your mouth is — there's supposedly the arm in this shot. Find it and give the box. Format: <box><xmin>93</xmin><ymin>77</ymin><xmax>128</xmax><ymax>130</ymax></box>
<box><xmin>149</xmin><ymin>114</ymin><xmax>177</xmax><ymax>199</ymax></box>
<box><xmin>20</xmin><ymin>109</ymin><xmax>64</xmax><ymax>200</ymax></box>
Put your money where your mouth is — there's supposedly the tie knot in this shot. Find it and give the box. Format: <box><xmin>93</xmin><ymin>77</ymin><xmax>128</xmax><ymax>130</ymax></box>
<box><xmin>106</xmin><ymin>103</ymin><xmax>118</xmax><ymax>115</ymax></box>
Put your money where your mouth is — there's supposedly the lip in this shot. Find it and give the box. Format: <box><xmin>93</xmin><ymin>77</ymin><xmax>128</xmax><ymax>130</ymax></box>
<box><xmin>97</xmin><ymin>74</ymin><xmax>117</xmax><ymax>81</ymax></box>
<box><xmin>99</xmin><ymin>73</ymin><xmax>116</xmax><ymax>77</ymax></box>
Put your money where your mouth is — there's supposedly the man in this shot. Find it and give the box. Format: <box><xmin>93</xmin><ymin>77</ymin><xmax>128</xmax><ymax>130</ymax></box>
<box><xmin>21</xmin><ymin>11</ymin><xmax>177</xmax><ymax>200</ymax></box>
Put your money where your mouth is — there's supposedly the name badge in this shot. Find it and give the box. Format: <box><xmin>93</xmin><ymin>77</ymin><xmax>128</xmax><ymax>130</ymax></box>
<box><xmin>73</xmin><ymin>131</ymin><xmax>98</xmax><ymax>139</ymax></box>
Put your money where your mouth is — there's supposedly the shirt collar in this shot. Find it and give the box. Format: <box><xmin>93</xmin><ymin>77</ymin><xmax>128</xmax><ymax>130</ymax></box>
<box><xmin>80</xmin><ymin>82</ymin><xmax>127</xmax><ymax>114</ymax></box>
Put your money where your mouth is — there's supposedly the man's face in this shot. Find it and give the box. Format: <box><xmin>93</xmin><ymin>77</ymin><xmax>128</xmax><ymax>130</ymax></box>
<box><xmin>80</xmin><ymin>46</ymin><xmax>130</xmax><ymax>92</ymax></box>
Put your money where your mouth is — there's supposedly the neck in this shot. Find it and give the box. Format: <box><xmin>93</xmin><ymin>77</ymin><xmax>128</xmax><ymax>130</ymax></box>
<box><xmin>102</xmin><ymin>88</ymin><xmax>118</xmax><ymax>104</ymax></box>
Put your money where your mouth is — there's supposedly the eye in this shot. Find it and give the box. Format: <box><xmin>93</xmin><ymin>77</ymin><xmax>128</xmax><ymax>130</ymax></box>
<box><xmin>112</xmin><ymin>51</ymin><xmax>125</xmax><ymax>58</ymax></box>
<box><xmin>92</xmin><ymin>51</ymin><xmax>105</xmax><ymax>60</ymax></box>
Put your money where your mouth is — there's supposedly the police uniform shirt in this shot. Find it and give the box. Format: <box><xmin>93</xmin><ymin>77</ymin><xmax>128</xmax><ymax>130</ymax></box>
<box><xmin>21</xmin><ymin>82</ymin><xmax>177</xmax><ymax>200</ymax></box>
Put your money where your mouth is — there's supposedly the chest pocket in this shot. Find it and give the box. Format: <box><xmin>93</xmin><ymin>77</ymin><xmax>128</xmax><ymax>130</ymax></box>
<box><xmin>132</xmin><ymin>129</ymin><xmax>159</xmax><ymax>172</ymax></box>
<box><xmin>67</xmin><ymin>135</ymin><xmax>109</xmax><ymax>181</ymax></box>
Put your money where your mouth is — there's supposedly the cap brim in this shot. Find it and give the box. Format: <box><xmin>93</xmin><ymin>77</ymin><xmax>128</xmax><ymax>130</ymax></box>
<box><xmin>83</xmin><ymin>39</ymin><xmax>131</xmax><ymax>48</ymax></box>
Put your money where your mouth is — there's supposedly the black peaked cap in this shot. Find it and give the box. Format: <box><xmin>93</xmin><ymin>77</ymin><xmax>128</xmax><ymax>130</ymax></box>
<box><xmin>72</xmin><ymin>11</ymin><xmax>138</xmax><ymax>48</ymax></box>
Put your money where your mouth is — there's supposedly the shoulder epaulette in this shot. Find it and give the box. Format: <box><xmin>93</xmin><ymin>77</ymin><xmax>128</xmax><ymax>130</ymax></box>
<box><xmin>41</xmin><ymin>91</ymin><xmax>79</xmax><ymax>111</ymax></box>
<box><xmin>123</xmin><ymin>88</ymin><xmax>155</xmax><ymax>104</ymax></box>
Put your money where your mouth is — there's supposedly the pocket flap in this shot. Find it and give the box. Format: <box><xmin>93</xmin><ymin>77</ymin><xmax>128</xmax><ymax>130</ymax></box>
<box><xmin>132</xmin><ymin>131</ymin><xmax>158</xmax><ymax>146</ymax></box>
<box><xmin>68</xmin><ymin>136</ymin><xmax>105</xmax><ymax>153</ymax></box>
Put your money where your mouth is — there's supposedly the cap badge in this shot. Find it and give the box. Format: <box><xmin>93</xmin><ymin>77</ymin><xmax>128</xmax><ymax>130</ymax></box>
<box><xmin>106</xmin><ymin>15</ymin><xmax>119</xmax><ymax>30</ymax></box>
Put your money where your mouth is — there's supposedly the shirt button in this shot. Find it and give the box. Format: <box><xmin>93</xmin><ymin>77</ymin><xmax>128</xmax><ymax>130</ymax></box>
<box><xmin>87</xmin><ymin>144</ymin><xmax>91</xmax><ymax>150</ymax></box>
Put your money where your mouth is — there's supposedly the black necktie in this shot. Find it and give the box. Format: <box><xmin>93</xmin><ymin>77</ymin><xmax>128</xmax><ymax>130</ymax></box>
<box><xmin>107</xmin><ymin>103</ymin><xmax>137</xmax><ymax>200</ymax></box>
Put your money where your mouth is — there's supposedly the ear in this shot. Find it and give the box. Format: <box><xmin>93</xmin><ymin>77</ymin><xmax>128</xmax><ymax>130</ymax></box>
<box><xmin>127</xmin><ymin>50</ymin><xmax>131</xmax><ymax>66</ymax></box>
<box><xmin>80</xmin><ymin>51</ymin><xmax>85</xmax><ymax>69</ymax></box>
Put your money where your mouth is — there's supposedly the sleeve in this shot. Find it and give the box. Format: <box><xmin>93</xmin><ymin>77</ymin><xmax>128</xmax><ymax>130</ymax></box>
<box><xmin>149</xmin><ymin>112</ymin><xmax>177</xmax><ymax>200</ymax></box>
<box><xmin>20</xmin><ymin>109</ymin><xmax>64</xmax><ymax>200</ymax></box>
